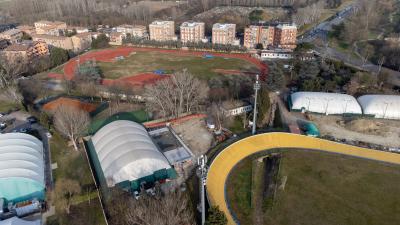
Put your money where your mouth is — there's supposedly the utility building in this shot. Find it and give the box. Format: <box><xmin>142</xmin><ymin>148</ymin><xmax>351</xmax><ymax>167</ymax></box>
<box><xmin>357</xmin><ymin>95</ymin><xmax>400</xmax><ymax>120</ymax></box>
<box><xmin>289</xmin><ymin>92</ymin><xmax>362</xmax><ymax>115</ymax></box>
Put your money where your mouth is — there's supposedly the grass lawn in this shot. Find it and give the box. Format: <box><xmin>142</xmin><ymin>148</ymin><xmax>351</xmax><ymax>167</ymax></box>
<box><xmin>227</xmin><ymin>150</ymin><xmax>400</xmax><ymax>225</ymax></box>
<box><xmin>97</xmin><ymin>51</ymin><xmax>259</xmax><ymax>80</ymax></box>
<box><xmin>49</xmin><ymin>132</ymin><xmax>106</xmax><ymax>225</ymax></box>
<box><xmin>0</xmin><ymin>100</ymin><xmax>21</xmax><ymax>113</ymax></box>
<box><xmin>226</xmin><ymin>157</ymin><xmax>253</xmax><ymax>225</ymax></box>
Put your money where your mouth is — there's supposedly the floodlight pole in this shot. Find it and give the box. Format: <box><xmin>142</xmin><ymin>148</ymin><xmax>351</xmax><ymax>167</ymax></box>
<box><xmin>252</xmin><ymin>74</ymin><xmax>261</xmax><ymax>135</ymax></box>
<box><xmin>198</xmin><ymin>155</ymin><xmax>208</xmax><ymax>225</ymax></box>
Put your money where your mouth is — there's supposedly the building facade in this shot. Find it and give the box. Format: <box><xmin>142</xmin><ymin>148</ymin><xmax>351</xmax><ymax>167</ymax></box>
<box><xmin>149</xmin><ymin>21</ymin><xmax>176</xmax><ymax>41</ymax></box>
<box><xmin>32</xmin><ymin>33</ymin><xmax>90</xmax><ymax>52</ymax></box>
<box><xmin>17</xmin><ymin>25</ymin><xmax>36</xmax><ymax>36</ymax></box>
<box><xmin>34</xmin><ymin>20</ymin><xmax>67</xmax><ymax>36</ymax></box>
<box><xmin>2</xmin><ymin>41</ymin><xmax>49</xmax><ymax>62</ymax></box>
<box><xmin>244</xmin><ymin>23</ymin><xmax>297</xmax><ymax>50</ymax></box>
<box><xmin>116</xmin><ymin>24</ymin><xmax>147</xmax><ymax>38</ymax></box>
<box><xmin>0</xmin><ymin>29</ymin><xmax>23</xmax><ymax>43</ymax></box>
<box><xmin>109</xmin><ymin>32</ymin><xmax>125</xmax><ymax>45</ymax></box>
<box><xmin>212</xmin><ymin>23</ymin><xmax>237</xmax><ymax>45</ymax></box>
<box><xmin>180</xmin><ymin>22</ymin><xmax>205</xmax><ymax>43</ymax></box>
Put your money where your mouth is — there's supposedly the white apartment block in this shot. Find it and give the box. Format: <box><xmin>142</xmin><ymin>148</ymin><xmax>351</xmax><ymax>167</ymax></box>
<box><xmin>180</xmin><ymin>22</ymin><xmax>205</xmax><ymax>43</ymax></box>
<box><xmin>149</xmin><ymin>21</ymin><xmax>176</xmax><ymax>41</ymax></box>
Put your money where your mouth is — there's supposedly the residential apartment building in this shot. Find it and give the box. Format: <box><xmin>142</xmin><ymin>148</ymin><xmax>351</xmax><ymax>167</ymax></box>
<box><xmin>32</xmin><ymin>33</ymin><xmax>91</xmax><ymax>52</ymax></box>
<box><xmin>244</xmin><ymin>23</ymin><xmax>297</xmax><ymax>50</ymax></box>
<box><xmin>212</xmin><ymin>23</ymin><xmax>238</xmax><ymax>45</ymax></box>
<box><xmin>34</xmin><ymin>20</ymin><xmax>67</xmax><ymax>36</ymax></box>
<box><xmin>180</xmin><ymin>22</ymin><xmax>205</xmax><ymax>43</ymax></box>
<box><xmin>0</xmin><ymin>29</ymin><xmax>23</xmax><ymax>43</ymax></box>
<box><xmin>149</xmin><ymin>21</ymin><xmax>176</xmax><ymax>41</ymax></box>
<box><xmin>71</xmin><ymin>33</ymin><xmax>92</xmax><ymax>52</ymax></box>
<box><xmin>116</xmin><ymin>25</ymin><xmax>147</xmax><ymax>38</ymax></box>
<box><xmin>67</xmin><ymin>26</ymin><xmax>89</xmax><ymax>34</ymax></box>
<box><xmin>2</xmin><ymin>41</ymin><xmax>49</xmax><ymax>62</ymax></box>
<box><xmin>109</xmin><ymin>32</ymin><xmax>125</xmax><ymax>45</ymax></box>
<box><xmin>275</xmin><ymin>24</ymin><xmax>297</xmax><ymax>50</ymax></box>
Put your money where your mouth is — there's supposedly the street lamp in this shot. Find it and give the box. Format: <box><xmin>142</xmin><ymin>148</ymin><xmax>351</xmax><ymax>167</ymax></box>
<box><xmin>197</xmin><ymin>155</ymin><xmax>208</xmax><ymax>225</ymax></box>
<box><xmin>252</xmin><ymin>74</ymin><xmax>261</xmax><ymax>135</ymax></box>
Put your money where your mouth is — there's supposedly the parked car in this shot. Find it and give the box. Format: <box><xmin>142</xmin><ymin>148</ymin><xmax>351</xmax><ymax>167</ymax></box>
<box><xmin>27</xmin><ymin>116</ymin><xmax>38</xmax><ymax>124</ymax></box>
<box><xmin>0</xmin><ymin>122</ymin><xmax>6</xmax><ymax>129</ymax></box>
<box><xmin>0</xmin><ymin>113</ymin><xmax>5</xmax><ymax>118</ymax></box>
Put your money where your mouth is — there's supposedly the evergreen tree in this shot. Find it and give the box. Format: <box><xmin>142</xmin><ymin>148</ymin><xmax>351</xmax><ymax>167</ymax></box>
<box><xmin>206</xmin><ymin>206</ymin><xmax>227</xmax><ymax>225</ymax></box>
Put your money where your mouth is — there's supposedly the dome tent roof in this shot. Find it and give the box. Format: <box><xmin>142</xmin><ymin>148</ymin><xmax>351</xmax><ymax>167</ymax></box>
<box><xmin>0</xmin><ymin>133</ymin><xmax>45</xmax><ymax>203</ymax></box>
<box><xmin>290</xmin><ymin>92</ymin><xmax>362</xmax><ymax>115</ymax></box>
<box><xmin>91</xmin><ymin>120</ymin><xmax>171</xmax><ymax>187</ymax></box>
<box><xmin>357</xmin><ymin>95</ymin><xmax>400</xmax><ymax>119</ymax></box>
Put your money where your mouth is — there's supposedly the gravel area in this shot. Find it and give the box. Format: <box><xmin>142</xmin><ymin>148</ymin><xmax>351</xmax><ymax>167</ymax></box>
<box><xmin>312</xmin><ymin>115</ymin><xmax>400</xmax><ymax>147</ymax></box>
<box><xmin>172</xmin><ymin>117</ymin><xmax>213</xmax><ymax>158</ymax></box>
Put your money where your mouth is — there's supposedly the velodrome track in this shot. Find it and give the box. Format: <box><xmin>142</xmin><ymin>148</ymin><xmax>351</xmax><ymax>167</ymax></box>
<box><xmin>206</xmin><ymin>133</ymin><xmax>400</xmax><ymax>225</ymax></box>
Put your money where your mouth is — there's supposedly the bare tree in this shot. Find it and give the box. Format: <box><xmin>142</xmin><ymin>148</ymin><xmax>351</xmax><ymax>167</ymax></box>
<box><xmin>144</xmin><ymin>70</ymin><xmax>209</xmax><ymax>118</ymax></box>
<box><xmin>107</xmin><ymin>188</ymin><xmax>195</xmax><ymax>225</ymax></box>
<box><xmin>52</xmin><ymin>178</ymin><xmax>81</xmax><ymax>215</ymax></box>
<box><xmin>52</xmin><ymin>178</ymin><xmax>81</xmax><ymax>214</ymax></box>
<box><xmin>0</xmin><ymin>86</ymin><xmax>23</xmax><ymax>104</ymax></box>
<box><xmin>54</xmin><ymin>105</ymin><xmax>90</xmax><ymax>151</ymax></box>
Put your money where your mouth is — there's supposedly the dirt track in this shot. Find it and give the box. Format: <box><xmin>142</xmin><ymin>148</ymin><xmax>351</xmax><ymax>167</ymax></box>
<box><xmin>48</xmin><ymin>47</ymin><xmax>267</xmax><ymax>86</ymax></box>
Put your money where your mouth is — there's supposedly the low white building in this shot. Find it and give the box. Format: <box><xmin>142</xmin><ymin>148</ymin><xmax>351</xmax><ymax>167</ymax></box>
<box><xmin>357</xmin><ymin>95</ymin><xmax>400</xmax><ymax>120</ymax></box>
<box><xmin>290</xmin><ymin>92</ymin><xmax>362</xmax><ymax>115</ymax></box>
<box><xmin>221</xmin><ymin>100</ymin><xmax>253</xmax><ymax>116</ymax></box>
<box><xmin>261</xmin><ymin>49</ymin><xmax>293</xmax><ymax>60</ymax></box>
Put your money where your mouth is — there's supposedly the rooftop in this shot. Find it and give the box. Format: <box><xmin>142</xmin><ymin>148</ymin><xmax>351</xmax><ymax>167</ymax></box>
<box><xmin>181</xmin><ymin>21</ymin><xmax>204</xmax><ymax>27</ymax></box>
<box><xmin>0</xmin><ymin>28</ymin><xmax>21</xmax><ymax>36</ymax></box>
<box><xmin>150</xmin><ymin>20</ymin><xmax>174</xmax><ymax>26</ymax></box>
<box><xmin>221</xmin><ymin>100</ymin><xmax>251</xmax><ymax>110</ymax></box>
<box><xmin>32</xmin><ymin>34</ymin><xmax>69</xmax><ymax>40</ymax></box>
<box><xmin>213</xmin><ymin>23</ymin><xmax>235</xmax><ymax>29</ymax></box>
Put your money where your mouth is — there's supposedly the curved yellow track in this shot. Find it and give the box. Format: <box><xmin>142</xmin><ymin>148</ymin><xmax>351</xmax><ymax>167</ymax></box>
<box><xmin>206</xmin><ymin>133</ymin><xmax>400</xmax><ymax>225</ymax></box>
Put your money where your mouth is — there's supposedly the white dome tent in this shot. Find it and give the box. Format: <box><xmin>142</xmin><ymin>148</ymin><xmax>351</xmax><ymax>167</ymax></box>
<box><xmin>0</xmin><ymin>133</ymin><xmax>45</xmax><ymax>205</ymax></box>
<box><xmin>357</xmin><ymin>95</ymin><xmax>400</xmax><ymax>120</ymax></box>
<box><xmin>290</xmin><ymin>92</ymin><xmax>362</xmax><ymax>115</ymax></box>
<box><xmin>90</xmin><ymin>120</ymin><xmax>172</xmax><ymax>188</ymax></box>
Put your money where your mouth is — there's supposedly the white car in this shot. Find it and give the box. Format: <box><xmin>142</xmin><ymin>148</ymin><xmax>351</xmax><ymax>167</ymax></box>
<box><xmin>46</xmin><ymin>132</ymin><xmax>52</xmax><ymax>138</ymax></box>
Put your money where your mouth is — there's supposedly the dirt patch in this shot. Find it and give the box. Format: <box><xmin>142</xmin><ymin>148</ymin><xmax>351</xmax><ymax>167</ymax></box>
<box><xmin>341</xmin><ymin>119</ymin><xmax>389</xmax><ymax>135</ymax></box>
<box><xmin>214</xmin><ymin>69</ymin><xmax>242</xmax><ymax>75</ymax></box>
<box><xmin>171</xmin><ymin>117</ymin><xmax>213</xmax><ymax>157</ymax></box>
<box><xmin>43</xmin><ymin>97</ymin><xmax>98</xmax><ymax>113</ymax></box>
<box><xmin>312</xmin><ymin>115</ymin><xmax>400</xmax><ymax>147</ymax></box>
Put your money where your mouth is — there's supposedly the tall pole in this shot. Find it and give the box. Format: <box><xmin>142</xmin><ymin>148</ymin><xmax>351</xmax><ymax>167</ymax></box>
<box><xmin>252</xmin><ymin>74</ymin><xmax>261</xmax><ymax>135</ymax></box>
<box><xmin>197</xmin><ymin>155</ymin><xmax>208</xmax><ymax>225</ymax></box>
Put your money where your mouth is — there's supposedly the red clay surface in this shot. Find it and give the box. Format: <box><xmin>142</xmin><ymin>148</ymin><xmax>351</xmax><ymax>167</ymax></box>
<box><xmin>143</xmin><ymin>113</ymin><xmax>207</xmax><ymax>128</ymax></box>
<box><xmin>43</xmin><ymin>97</ymin><xmax>98</xmax><ymax>113</ymax></box>
<box><xmin>48</xmin><ymin>47</ymin><xmax>267</xmax><ymax>86</ymax></box>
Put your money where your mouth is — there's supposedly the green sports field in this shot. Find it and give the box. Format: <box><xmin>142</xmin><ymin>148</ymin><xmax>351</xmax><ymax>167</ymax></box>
<box><xmin>227</xmin><ymin>150</ymin><xmax>400</xmax><ymax>225</ymax></box>
<box><xmin>97</xmin><ymin>51</ymin><xmax>259</xmax><ymax>80</ymax></box>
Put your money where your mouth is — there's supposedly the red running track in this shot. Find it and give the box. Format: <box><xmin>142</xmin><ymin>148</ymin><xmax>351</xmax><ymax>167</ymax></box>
<box><xmin>48</xmin><ymin>47</ymin><xmax>268</xmax><ymax>86</ymax></box>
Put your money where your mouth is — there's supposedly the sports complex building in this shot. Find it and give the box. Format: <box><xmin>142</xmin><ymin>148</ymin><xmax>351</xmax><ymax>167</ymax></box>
<box><xmin>86</xmin><ymin>118</ymin><xmax>193</xmax><ymax>194</ymax></box>
<box><xmin>289</xmin><ymin>92</ymin><xmax>400</xmax><ymax>120</ymax></box>
<box><xmin>0</xmin><ymin>133</ymin><xmax>45</xmax><ymax>219</ymax></box>
<box><xmin>289</xmin><ymin>92</ymin><xmax>362</xmax><ymax>115</ymax></box>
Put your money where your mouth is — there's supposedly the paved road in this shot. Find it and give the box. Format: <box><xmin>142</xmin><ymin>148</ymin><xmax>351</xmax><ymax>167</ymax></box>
<box><xmin>299</xmin><ymin>5</ymin><xmax>355</xmax><ymax>43</ymax></box>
